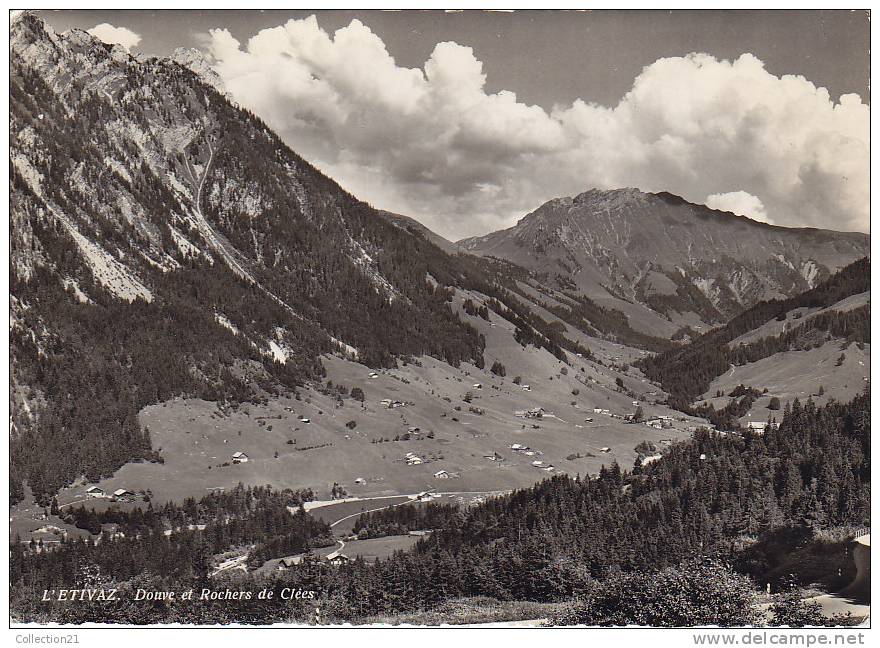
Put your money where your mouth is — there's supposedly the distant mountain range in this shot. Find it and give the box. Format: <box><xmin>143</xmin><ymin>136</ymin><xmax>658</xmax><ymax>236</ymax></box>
<box><xmin>459</xmin><ymin>188</ymin><xmax>868</xmax><ymax>337</ymax></box>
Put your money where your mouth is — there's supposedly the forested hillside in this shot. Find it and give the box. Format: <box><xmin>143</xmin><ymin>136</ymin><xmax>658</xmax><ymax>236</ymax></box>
<box><xmin>9</xmin><ymin>14</ymin><xmax>594</xmax><ymax>504</ymax></box>
<box><xmin>639</xmin><ymin>257</ymin><xmax>870</xmax><ymax>409</ymax></box>
<box><xmin>11</xmin><ymin>390</ymin><xmax>869</xmax><ymax>624</ymax></box>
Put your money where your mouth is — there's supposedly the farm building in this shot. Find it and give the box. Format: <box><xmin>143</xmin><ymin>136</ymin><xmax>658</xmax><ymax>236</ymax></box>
<box><xmin>278</xmin><ymin>556</ymin><xmax>304</xmax><ymax>570</ymax></box>
<box><xmin>842</xmin><ymin>534</ymin><xmax>870</xmax><ymax>599</ymax></box>
<box><xmin>747</xmin><ymin>421</ymin><xmax>768</xmax><ymax>434</ymax></box>
<box><xmin>232</xmin><ymin>451</ymin><xmax>249</xmax><ymax>464</ymax></box>
<box><xmin>86</xmin><ymin>486</ymin><xmax>105</xmax><ymax>498</ymax></box>
<box><xmin>112</xmin><ymin>489</ymin><xmax>135</xmax><ymax>502</ymax></box>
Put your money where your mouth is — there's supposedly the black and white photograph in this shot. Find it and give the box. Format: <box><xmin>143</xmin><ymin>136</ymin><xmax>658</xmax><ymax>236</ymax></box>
<box><xmin>5</xmin><ymin>4</ymin><xmax>873</xmax><ymax>635</ymax></box>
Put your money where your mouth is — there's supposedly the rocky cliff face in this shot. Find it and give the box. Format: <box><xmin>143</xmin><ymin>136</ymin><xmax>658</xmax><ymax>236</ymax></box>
<box><xmin>459</xmin><ymin>188</ymin><xmax>868</xmax><ymax>333</ymax></box>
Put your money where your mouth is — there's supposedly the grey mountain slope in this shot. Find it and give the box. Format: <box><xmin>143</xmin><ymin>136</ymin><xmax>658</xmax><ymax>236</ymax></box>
<box><xmin>458</xmin><ymin>188</ymin><xmax>868</xmax><ymax>335</ymax></box>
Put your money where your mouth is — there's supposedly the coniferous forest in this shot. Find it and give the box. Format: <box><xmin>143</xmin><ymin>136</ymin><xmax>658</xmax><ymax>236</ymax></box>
<box><xmin>10</xmin><ymin>389</ymin><xmax>869</xmax><ymax>625</ymax></box>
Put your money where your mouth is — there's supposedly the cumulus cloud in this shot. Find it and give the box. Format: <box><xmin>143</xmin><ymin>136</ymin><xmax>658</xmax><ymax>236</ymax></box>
<box><xmin>204</xmin><ymin>17</ymin><xmax>868</xmax><ymax>239</ymax></box>
<box><xmin>705</xmin><ymin>191</ymin><xmax>772</xmax><ymax>224</ymax></box>
<box><xmin>87</xmin><ymin>23</ymin><xmax>141</xmax><ymax>52</ymax></box>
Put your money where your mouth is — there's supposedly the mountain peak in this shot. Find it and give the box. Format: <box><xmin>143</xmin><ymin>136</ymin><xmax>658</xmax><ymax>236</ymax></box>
<box><xmin>171</xmin><ymin>47</ymin><xmax>229</xmax><ymax>98</ymax></box>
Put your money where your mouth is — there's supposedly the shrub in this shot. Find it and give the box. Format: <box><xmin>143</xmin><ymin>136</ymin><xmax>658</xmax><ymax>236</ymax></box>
<box><xmin>550</xmin><ymin>558</ymin><xmax>760</xmax><ymax>627</ymax></box>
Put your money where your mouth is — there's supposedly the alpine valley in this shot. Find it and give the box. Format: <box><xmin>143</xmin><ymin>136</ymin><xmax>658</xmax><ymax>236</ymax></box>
<box><xmin>9</xmin><ymin>12</ymin><xmax>871</xmax><ymax>626</ymax></box>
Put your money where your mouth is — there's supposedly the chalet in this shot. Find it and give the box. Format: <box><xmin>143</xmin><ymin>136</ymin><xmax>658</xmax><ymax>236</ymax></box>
<box><xmin>112</xmin><ymin>489</ymin><xmax>135</xmax><ymax>502</ymax></box>
<box><xmin>646</xmin><ymin>419</ymin><xmax>664</xmax><ymax>429</ymax></box>
<box><xmin>433</xmin><ymin>470</ymin><xmax>450</xmax><ymax>479</ymax></box>
<box><xmin>542</xmin><ymin>465</ymin><xmax>555</xmax><ymax>472</ymax></box>
<box><xmin>521</xmin><ymin>385</ymin><xmax>531</xmax><ymax>391</ymax></box>
<box><xmin>599</xmin><ymin>447</ymin><xmax>611</xmax><ymax>453</ymax></box>
<box><xmin>593</xmin><ymin>408</ymin><xmax>603</xmax><ymax>414</ymax></box>
<box><xmin>278</xmin><ymin>556</ymin><xmax>304</xmax><ymax>570</ymax></box>
<box><xmin>408</xmin><ymin>530</ymin><xmax>430</xmax><ymax>537</ymax></box>
<box><xmin>369</xmin><ymin>372</ymin><xmax>378</xmax><ymax>379</ymax></box>
<box><xmin>354</xmin><ymin>477</ymin><xmax>367</xmax><ymax>485</ymax></box>
<box><xmin>584</xmin><ymin>417</ymin><xmax>594</xmax><ymax>422</ymax></box>
<box><xmin>531</xmin><ymin>460</ymin><xmax>544</xmax><ymax>467</ymax></box>
<box><xmin>510</xmin><ymin>443</ymin><xmax>526</xmax><ymax>451</ymax></box>
<box><xmin>232</xmin><ymin>451</ymin><xmax>249</xmax><ymax>464</ymax></box>
<box><xmin>747</xmin><ymin>421</ymin><xmax>768</xmax><ymax>434</ymax></box>
<box><xmin>299</xmin><ymin>416</ymin><xmax>311</xmax><ymax>424</ymax></box>
<box><xmin>406</xmin><ymin>456</ymin><xmax>424</xmax><ymax>466</ymax></box>
<box><xmin>473</xmin><ymin>383</ymin><xmax>482</xmax><ymax>389</ymax></box>
<box><xmin>632</xmin><ymin>401</ymin><xmax>640</xmax><ymax>406</ymax></box>
<box><xmin>86</xmin><ymin>486</ymin><xmax>105</xmax><ymax>498</ymax></box>
<box><xmin>327</xmin><ymin>555</ymin><xmax>351</xmax><ymax>566</ymax></box>
<box><xmin>640</xmin><ymin>454</ymin><xmax>663</xmax><ymax>466</ymax></box>
<box><xmin>408</xmin><ymin>427</ymin><xmax>421</xmax><ymax>433</ymax></box>
<box><xmin>658</xmin><ymin>415</ymin><xmax>674</xmax><ymax>421</ymax></box>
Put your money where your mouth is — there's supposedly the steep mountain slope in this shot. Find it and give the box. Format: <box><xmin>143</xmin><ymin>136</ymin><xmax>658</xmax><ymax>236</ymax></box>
<box><xmin>377</xmin><ymin>210</ymin><xmax>462</xmax><ymax>255</ymax></box>
<box><xmin>7</xmin><ymin>14</ymin><xmax>494</xmax><ymax>501</ymax></box>
<box><xmin>459</xmin><ymin>188</ymin><xmax>868</xmax><ymax>335</ymax></box>
<box><xmin>10</xmin><ymin>13</ymin><xmax>662</xmax><ymax>505</ymax></box>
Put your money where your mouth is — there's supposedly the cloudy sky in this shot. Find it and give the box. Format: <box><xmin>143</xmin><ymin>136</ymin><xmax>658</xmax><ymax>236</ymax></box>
<box><xmin>40</xmin><ymin>10</ymin><xmax>870</xmax><ymax>239</ymax></box>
